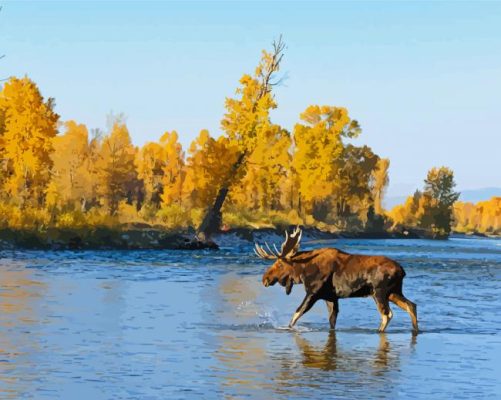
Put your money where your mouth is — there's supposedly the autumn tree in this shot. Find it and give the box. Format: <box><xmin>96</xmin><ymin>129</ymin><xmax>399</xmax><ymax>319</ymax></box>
<box><xmin>0</xmin><ymin>103</ymin><xmax>5</xmax><ymax>190</ymax></box>
<box><xmin>159</xmin><ymin>130</ymin><xmax>184</xmax><ymax>207</ymax></box>
<box><xmin>372</xmin><ymin>158</ymin><xmax>390</xmax><ymax>215</ymax></box>
<box><xmin>183</xmin><ymin>130</ymin><xmax>238</xmax><ymax>209</ymax></box>
<box><xmin>49</xmin><ymin>121</ymin><xmax>94</xmax><ymax>210</ymax></box>
<box><xmin>453</xmin><ymin>197</ymin><xmax>501</xmax><ymax>234</ymax></box>
<box><xmin>0</xmin><ymin>76</ymin><xmax>59</xmax><ymax>206</ymax></box>
<box><xmin>95</xmin><ymin>122</ymin><xmax>137</xmax><ymax>215</ymax></box>
<box><xmin>292</xmin><ymin>105</ymin><xmax>361</xmax><ymax>221</ymax></box>
<box><xmin>230</xmin><ymin>124</ymin><xmax>291</xmax><ymax>212</ymax></box>
<box><xmin>422</xmin><ymin>166</ymin><xmax>460</xmax><ymax>235</ymax></box>
<box><xmin>333</xmin><ymin>144</ymin><xmax>379</xmax><ymax>225</ymax></box>
<box><xmin>83</xmin><ymin>129</ymin><xmax>105</xmax><ymax>210</ymax></box>
<box><xmin>388</xmin><ymin>190</ymin><xmax>421</xmax><ymax>228</ymax></box>
<box><xmin>197</xmin><ymin>37</ymin><xmax>286</xmax><ymax>239</ymax></box>
<box><xmin>135</xmin><ymin>141</ymin><xmax>164</xmax><ymax>207</ymax></box>
<box><xmin>388</xmin><ymin>167</ymin><xmax>459</xmax><ymax>237</ymax></box>
<box><xmin>424</xmin><ymin>167</ymin><xmax>459</xmax><ymax>207</ymax></box>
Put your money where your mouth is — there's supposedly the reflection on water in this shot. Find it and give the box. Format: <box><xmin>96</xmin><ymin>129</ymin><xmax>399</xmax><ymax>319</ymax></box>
<box><xmin>0</xmin><ymin>265</ymin><xmax>47</xmax><ymax>398</ymax></box>
<box><xmin>211</xmin><ymin>330</ymin><xmax>411</xmax><ymax>398</ymax></box>
<box><xmin>268</xmin><ymin>332</ymin><xmax>413</xmax><ymax>398</ymax></box>
<box><xmin>293</xmin><ymin>331</ymin><xmax>397</xmax><ymax>372</ymax></box>
<box><xmin>0</xmin><ymin>238</ymin><xmax>500</xmax><ymax>399</ymax></box>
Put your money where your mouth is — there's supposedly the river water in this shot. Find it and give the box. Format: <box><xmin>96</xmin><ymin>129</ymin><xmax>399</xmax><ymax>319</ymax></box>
<box><xmin>0</xmin><ymin>237</ymin><xmax>500</xmax><ymax>399</ymax></box>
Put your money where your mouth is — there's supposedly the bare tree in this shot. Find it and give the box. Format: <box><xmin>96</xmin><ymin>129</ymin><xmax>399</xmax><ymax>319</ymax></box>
<box><xmin>197</xmin><ymin>37</ymin><xmax>286</xmax><ymax>241</ymax></box>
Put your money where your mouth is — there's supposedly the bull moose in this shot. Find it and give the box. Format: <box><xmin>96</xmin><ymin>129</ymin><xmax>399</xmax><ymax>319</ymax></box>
<box><xmin>256</xmin><ymin>227</ymin><xmax>418</xmax><ymax>333</ymax></box>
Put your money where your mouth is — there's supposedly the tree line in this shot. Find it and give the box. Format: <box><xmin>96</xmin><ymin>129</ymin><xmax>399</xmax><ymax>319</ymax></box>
<box><xmin>453</xmin><ymin>197</ymin><xmax>500</xmax><ymax>235</ymax></box>
<box><xmin>1</xmin><ymin>40</ymin><xmax>493</xmax><ymax>237</ymax></box>
<box><xmin>0</xmin><ymin>76</ymin><xmax>388</xmax><ymax>231</ymax></box>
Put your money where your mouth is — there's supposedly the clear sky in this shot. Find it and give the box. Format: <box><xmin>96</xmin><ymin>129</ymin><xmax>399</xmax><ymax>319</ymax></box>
<box><xmin>1</xmin><ymin>1</ymin><xmax>500</xmax><ymax>196</ymax></box>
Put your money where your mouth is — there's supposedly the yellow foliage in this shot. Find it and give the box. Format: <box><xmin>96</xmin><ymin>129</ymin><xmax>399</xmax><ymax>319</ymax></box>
<box><xmin>388</xmin><ymin>167</ymin><xmax>460</xmax><ymax>236</ymax></box>
<box><xmin>95</xmin><ymin>122</ymin><xmax>137</xmax><ymax>215</ymax></box>
<box><xmin>4</xmin><ymin>55</ymin><xmax>483</xmax><ymax>239</ymax></box>
<box><xmin>56</xmin><ymin>210</ymin><xmax>88</xmax><ymax>229</ymax></box>
<box><xmin>157</xmin><ymin>204</ymin><xmax>191</xmax><ymax>229</ymax></box>
<box><xmin>51</xmin><ymin>120</ymin><xmax>93</xmax><ymax>209</ymax></box>
<box><xmin>138</xmin><ymin>203</ymin><xmax>160</xmax><ymax>223</ymax></box>
<box><xmin>292</xmin><ymin>106</ymin><xmax>361</xmax><ymax>204</ymax></box>
<box><xmin>222</xmin><ymin>205</ymin><xmax>305</xmax><ymax>230</ymax></box>
<box><xmin>0</xmin><ymin>76</ymin><xmax>59</xmax><ymax>206</ymax></box>
<box><xmin>84</xmin><ymin>208</ymin><xmax>120</xmax><ymax>228</ymax></box>
<box><xmin>221</xmin><ymin>51</ymin><xmax>279</xmax><ymax>153</ymax></box>
<box><xmin>454</xmin><ymin>197</ymin><xmax>501</xmax><ymax>234</ymax></box>
<box><xmin>388</xmin><ymin>193</ymin><xmax>420</xmax><ymax>228</ymax></box>
<box><xmin>0</xmin><ymin>203</ymin><xmax>51</xmax><ymax>229</ymax></box>
<box><xmin>117</xmin><ymin>201</ymin><xmax>140</xmax><ymax>224</ymax></box>
<box><xmin>183</xmin><ymin>130</ymin><xmax>239</xmax><ymax>208</ymax></box>
<box><xmin>230</xmin><ymin>124</ymin><xmax>291</xmax><ymax>211</ymax></box>
<box><xmin>372</xmin><ymin>158</ymin><xmax>390</xmax><ymax>214</ymax></box>
<box><xmin>189</xmin><ymin>207</ymin><xmax>205</xmax><ymax>228</ymax></box>
<box><xmin>135</xmin><ymin>141</ymin><xmax>164</xmax><ymax>206</ymax></box>
<box><xmin>45</xmin><ymin>180</ymin><xmax>60</xmax><ymax>210</ymax></box>
<box><xmin>159</xmin><ymin>131</ymin><xmax>184</xmax><ymax>207</ymax></box>
<box><xmin>222</xmin><ymin>208</ymin><xmax>263</xmax><ymax>229</ymax></box>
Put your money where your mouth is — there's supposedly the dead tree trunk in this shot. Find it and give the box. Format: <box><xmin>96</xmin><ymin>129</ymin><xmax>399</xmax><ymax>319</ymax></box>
<box><xmin>197</xmin><ymin>152</ymin><xmax>246</xmax><ymax>240</ymax></box>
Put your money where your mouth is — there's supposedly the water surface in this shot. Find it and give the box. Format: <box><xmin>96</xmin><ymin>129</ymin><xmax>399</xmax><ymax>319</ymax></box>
<box><xmin>1</xmin><ymin>237</ymin><xmax>500</xmax><ymax>399</ymax></box>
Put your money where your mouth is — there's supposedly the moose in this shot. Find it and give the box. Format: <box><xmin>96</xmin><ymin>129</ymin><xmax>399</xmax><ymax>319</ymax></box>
<box><xmin>256</xmin><ymin>227</ymin><xmax>418</xmax><ymax>333</ymax></box>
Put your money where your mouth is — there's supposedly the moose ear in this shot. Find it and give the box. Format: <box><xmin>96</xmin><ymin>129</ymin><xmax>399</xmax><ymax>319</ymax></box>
<box><xmin>285</xmin><ymin>277</ymin><xmax>293</xmax><ymax>295</ymax></box>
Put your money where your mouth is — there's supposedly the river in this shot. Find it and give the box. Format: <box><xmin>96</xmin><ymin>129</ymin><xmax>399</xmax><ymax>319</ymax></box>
<box><xmin>0</xmin><ymin>237</ymin><xmax>500</xmax><ymax>399</ymax></box>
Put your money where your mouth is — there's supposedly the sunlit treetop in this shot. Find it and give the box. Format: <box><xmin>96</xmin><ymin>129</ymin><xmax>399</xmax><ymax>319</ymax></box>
<box><xmin>221</xmin><ymin>38</ymin><xmax>285</xmax><ymax>153</ymax></box>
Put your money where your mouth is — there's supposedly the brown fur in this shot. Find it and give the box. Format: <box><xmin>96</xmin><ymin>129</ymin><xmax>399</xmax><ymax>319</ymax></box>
<box><xmin>262</xmin><ymin>248</ymin><xmax>418</xmax><ymax>333</ymax></box>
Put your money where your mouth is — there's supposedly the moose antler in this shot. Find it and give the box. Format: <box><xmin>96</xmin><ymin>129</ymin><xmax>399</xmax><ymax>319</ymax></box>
<box><xmin>280</xmin><ymin>226</ymin><xmax>302</xmax><ymax>258</ymax></box>
<box><xmin>254</xmin><ymin>242</ymin><xmax>278</xmax><ymax>259</ymax></box>
<box><xmin>254</xmin><ymin>226</ymin><xmax>302</xmax><ymax>260</ymax></box>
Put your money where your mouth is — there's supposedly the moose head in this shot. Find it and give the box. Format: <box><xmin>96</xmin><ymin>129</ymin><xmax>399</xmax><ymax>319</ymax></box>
<box><xmin>255</xmin><ymin>227</ymin><xmax>302</xmax><ymax>295</ymax></box>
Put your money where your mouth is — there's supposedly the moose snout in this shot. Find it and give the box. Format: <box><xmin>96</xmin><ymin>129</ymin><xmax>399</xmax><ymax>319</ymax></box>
<box><xmin>262</xmin><ymin>276</ymin><xmax>277</xmax><ymax>287</ymax></box>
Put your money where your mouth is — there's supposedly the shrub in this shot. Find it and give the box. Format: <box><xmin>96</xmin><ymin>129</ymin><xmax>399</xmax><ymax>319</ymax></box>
<box><xmin>85</xmin><ymin>208</ymin><xmax>120</xmax><ymax>228</ymax></box>
<box><xmin>138</xmin><ymin>204</ymin><xmax>159</xmax><ymax>223</ymax></box>
<box><xmin>117</xmin><ymin>201</ymin><xmax>140</xmax><ymax>224</ymax></box>
<box><xmin>56</xmin><ymin>210</ymin><xmax>87</xmax><ymax>228</ymax></box>
<box><xmin>157</xmin><ymin>204</ymin><xmax>191</xmax><ymax>229</ymax></box>
<box><xmin>0</xmin><ymin>204</ymin><xmax>51</xmax><ymax>230</ymax></box>
<box><xmin>189</xmin><ymin>207</ymin><xmax>205</xmax><ymax>229</ymax></box>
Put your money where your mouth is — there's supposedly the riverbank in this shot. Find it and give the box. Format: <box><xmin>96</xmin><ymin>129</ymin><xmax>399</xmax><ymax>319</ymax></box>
<box><xmin>0</xmin><ymin>226</ymin><xmax>217</xmax><ymax>251</ymax></box>
<box><xmin>1</xmin><ymin>224</ymin><xmax>495</xmax><ymax>251</ymax></box>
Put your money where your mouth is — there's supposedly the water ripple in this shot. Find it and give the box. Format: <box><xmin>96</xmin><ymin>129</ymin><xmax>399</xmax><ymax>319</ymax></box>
<box><xmin>0</xmin><ymin>237</ymin><xmax>500</xmax><ymax>399</ymax></box>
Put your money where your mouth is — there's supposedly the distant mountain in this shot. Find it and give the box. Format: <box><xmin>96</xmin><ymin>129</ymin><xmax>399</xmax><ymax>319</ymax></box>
<box><xmin>383</xmin><ymin>187</ymin><xmax>501</xmax><ymax>210</ymax></box>
<box><xmin>458</xmin><ymin>187</ymin><xmax>501</xmax><ymax>203</ymax></box>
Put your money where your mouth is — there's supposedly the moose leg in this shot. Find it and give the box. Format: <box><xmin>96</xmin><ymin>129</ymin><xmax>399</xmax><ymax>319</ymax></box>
<box><xmin>325</xmin><ymin>299</ymin><xmax>339</xmax><ymax>330</ymax></box>
<box><xmin>289</xmin><ymin>294</ymin><xmax>318</xmax><ymax>328</ymax></box>
<box><xmin>373</xmin><ymin>293</ymin><xmax>393</xmax><ymax>333</ymax></box>
<box><xmin>389</xmin><ymin>293</ymin><xmax>418</xmax><ymax>333</ymax></box>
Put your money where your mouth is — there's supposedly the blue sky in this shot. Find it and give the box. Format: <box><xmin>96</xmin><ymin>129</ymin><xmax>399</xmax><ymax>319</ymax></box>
<box><xmin>1</xmin><ymin>1</ymin><xmax>500</xmax><ymax>196</ymax></box>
